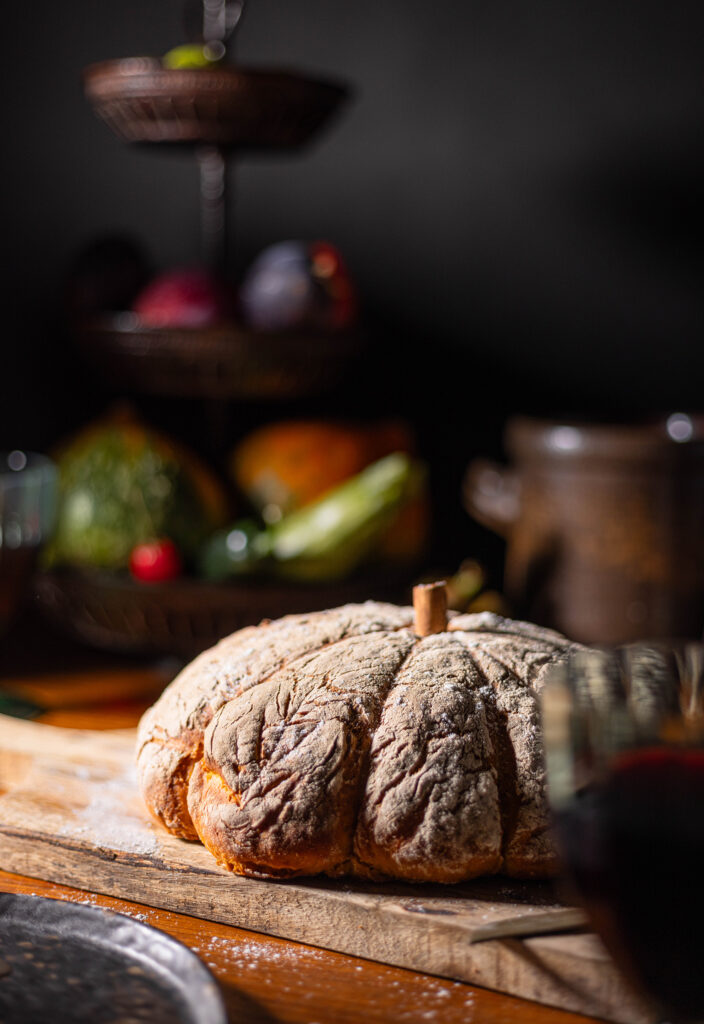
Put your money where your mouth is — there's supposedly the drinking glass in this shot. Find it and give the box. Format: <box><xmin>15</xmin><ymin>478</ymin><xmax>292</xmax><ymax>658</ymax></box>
<box><xmin>542</xmin><ymin>644</ymin><xmax>704</xmax><ymax>1023</ymax></box>
<box><xmin>0</xmin><ymin>451</ymin><xmax>57</xmax><ymax>632</ymax></box>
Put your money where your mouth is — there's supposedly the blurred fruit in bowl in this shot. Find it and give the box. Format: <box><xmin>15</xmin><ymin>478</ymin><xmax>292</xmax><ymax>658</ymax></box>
<box><xmin>229</xmin><ymin>419</ymin><xmax>429</xmax><ymax>567</ymax></box>
<box><xmin>231</xmin><ymin>419</ymin><xmax>413</xmax><ymax>518</ymax></box>
<box><xmin>239</xmin><ymin>241</ymin><xmax>357</xmax><ymax>332</ymax></box>
<box><xmin>129</xmin><ymin>538</ymin><xmax>183</xmax><ymax>583</ymax></box>
<box><xmin>261</xmin><ymin>453</ymin><xmax>424</xmax><ymax>581</ymax></box>
<box><xmin>441</xmin><ymin>559</ymin><xmax>510</xmax><ymax>616</ymax></box>
<box><xmin>201</xmin><ymin>453</ymin><xmax>424</xmax><ymax>583</ymax></box>
<box><xmin>198</xmin><ymin>518</ymin><xmax>262</xmax><ymax>580</ymax></box>
<box><xmin>162</xmin><ymin>43</ymin><xmax>225</xmax><ymax>69</ymax></box>
<box><xmin>467</xmin><ymin>590</ymin><xmax>511</xmax><ymax>615</ymax></box>
<box><xmin>444</xmin><ymin>559</ymin><xmax>485</xmax><ymax>610</ymax></box>
<box><xmin>46</xmin><ymin>412</ymin><xmax>228</xmax><ymax>572</ymax></box>
<box><xmin>132</xmin><ymin>268</ymin><xmax>233</xmax><ymax>328</ymax></box>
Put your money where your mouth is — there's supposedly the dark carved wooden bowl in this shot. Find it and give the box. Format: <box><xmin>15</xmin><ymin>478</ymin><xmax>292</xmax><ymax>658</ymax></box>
<box><xmin>34</xmin><ymin>568</ymin><xmax>414</xmax><ymax>659</ymax></box>
<box><xmin>83</xmin><ymin>59</ymin><xmax>349</xmax><ymax>149</ymax></box>
<box><xmin>75</xmin><ymin>315</ymin><xmax>364</xmax><ymax>400</ymax></box>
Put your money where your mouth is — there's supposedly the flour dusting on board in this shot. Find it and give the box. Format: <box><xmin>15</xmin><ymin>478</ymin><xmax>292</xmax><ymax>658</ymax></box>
<box><xmin>187</xmin><ymin>933</ymin><xmax>474</xmax><ymax>1021</ymax></box>
<box><xmin>58</xmin><ymin>762</ymin><xmax>160</xmax><ymax>857</ymax></box>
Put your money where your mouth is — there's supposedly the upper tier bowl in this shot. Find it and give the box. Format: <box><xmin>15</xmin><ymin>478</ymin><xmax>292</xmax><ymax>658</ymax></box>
<box><xmin>83</xmin><ymin>58</ymin><xmax>349</xmax><ymax>149</ymax></box>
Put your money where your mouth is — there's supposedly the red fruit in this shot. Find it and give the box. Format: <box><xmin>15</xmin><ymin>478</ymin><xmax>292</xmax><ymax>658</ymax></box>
<box><xmin>239</xmin><ymin>240</ymin><xmax>357</xmax><ymax>332</ymax></box>
<box><xmin>309</xmin><ymin>241</ymin><xmax>357</xmax><ymax>330</ymax></box>
<box><xmin>129</xmin><ymin>539</ymin><xmax>183</xmax><ymax>583</ymax></box>
<box><xmin>133</xmin><ymin>268</ymin><xmax>231</xmax><ymax>328</ymax></box>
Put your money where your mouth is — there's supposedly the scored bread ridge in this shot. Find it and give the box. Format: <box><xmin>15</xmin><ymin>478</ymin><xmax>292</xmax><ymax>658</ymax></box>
<box><xmin>136</xmin><ymin>601</ymin><xmax>579</xmax><ymax>880</ymax></box>
<box><xmin>136</xmin><ymin>602</ymin><xmax>415</xmax><ymax>838</ymax></box>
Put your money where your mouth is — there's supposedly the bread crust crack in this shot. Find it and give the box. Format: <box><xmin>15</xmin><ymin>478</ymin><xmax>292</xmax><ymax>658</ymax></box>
<box><xmin>137</xmin><ymin>604</ymin><xmax>579</xmax><ymax>881</ymax></box>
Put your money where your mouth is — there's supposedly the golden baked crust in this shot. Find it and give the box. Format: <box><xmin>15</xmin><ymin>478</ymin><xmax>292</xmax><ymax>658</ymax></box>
<box><xmin>137</xmin><ymin>602</ymin><xmax>577</xmax><ymax>881</ymax></box>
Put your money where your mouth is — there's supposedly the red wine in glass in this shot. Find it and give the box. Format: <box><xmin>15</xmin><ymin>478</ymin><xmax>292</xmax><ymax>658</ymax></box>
<box><xmin>555</xmin><ymin>746</ymin><xmax>704</xmax><ymax>1023</ymax></box>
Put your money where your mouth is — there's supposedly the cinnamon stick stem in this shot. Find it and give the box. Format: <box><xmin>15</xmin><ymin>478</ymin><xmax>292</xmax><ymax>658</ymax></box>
<box><xmin>413</xmin><ymin>581</ymin><xmax>448</xmax><ymax>637</ymax></box>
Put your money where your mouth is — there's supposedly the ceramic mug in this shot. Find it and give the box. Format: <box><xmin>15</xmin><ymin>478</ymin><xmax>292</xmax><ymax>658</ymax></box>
<box><xmin>464</xmin><ymin>415</ymin><xmax>704</xmax><ymax>645</ymax></box>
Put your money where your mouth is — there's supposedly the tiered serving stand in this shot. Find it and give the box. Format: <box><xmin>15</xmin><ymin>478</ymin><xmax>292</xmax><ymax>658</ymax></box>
<box><xmin>36</xmin><ymin>2</ymin><xmax>408</xmax><ymax>658</ymax></box>
<box><xmin>78</xmin><ymin>8</ymin><xmax>357</xmax><ymax>398</ymax></box>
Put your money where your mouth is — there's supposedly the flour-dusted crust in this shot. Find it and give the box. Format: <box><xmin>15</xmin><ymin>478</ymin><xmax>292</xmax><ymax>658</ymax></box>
<box><xmin>137</xmin><ymin>603</ymin><xmax>578</xmax><ymax>881</ymax></box>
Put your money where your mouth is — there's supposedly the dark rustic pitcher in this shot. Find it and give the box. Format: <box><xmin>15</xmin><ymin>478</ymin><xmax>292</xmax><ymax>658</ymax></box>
<box><xmin>464</xmin><ymin>415</ymin><xmax>704</xmax><ymax>645</ymax></box>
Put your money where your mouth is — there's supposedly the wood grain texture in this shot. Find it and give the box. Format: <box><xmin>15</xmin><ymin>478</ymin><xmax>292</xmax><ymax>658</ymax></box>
<box><xmin>0</xmin><ymin>870</ymin><xmax>614</xmax><ymax>1024</ymax></box>
<box><xmin>0</xmin><ymin>716</ymin><xmax>652</xmax><ymax>1024</ymax></box>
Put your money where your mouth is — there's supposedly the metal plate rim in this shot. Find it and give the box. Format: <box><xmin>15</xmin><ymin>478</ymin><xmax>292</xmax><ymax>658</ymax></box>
<box><xmin>0</xmin><ymin>893</ymin><xmax>227</xmax><ymax>1024</ymax></box>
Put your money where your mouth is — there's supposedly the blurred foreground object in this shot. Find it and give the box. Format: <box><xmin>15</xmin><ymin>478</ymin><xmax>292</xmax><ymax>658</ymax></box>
<box><xmin>465</xmin><ymin>415</ymin><xmax>704</xmax><ymax>645</ymax></box>
<box><xmin>0</xmin><ymin>452</ymin><xmax>56</xmax><ymax>631</ymax></box>
<box><xmin>240</xmin><ymin>241</ymin><xmax>357</xmax><ymax>332</ymax></box>
<box><xmin>46</xmin><ymin>412</ymin><xmax>228</xmax><ymax>571</ymax></box>
<box><xmin>0</xmin><ymin>894</ymin><xmax>227</xmax><ymax>1024</ymax></box>
<box><xmin>543</xmin><ymin>645</ymin><xmax>704</xmax><ymax>1022</ymax></box>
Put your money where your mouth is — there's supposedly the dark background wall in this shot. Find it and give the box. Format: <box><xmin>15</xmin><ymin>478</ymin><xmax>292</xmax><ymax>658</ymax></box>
<box><xmin>2</xmin><ymin>0</ymin><xmax>704</xmax><ymax>572</ymax></box>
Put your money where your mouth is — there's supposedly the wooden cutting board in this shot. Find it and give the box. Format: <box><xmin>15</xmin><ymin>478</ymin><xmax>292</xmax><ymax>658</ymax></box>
<box><xmin>0</xmin><ymin>715</ymin><xmax>651</xmax><ymax>1024</ymax></box>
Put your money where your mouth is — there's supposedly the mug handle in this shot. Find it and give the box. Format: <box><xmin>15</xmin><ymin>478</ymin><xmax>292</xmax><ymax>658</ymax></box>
<box><xmin>463</xmin><ymin>459</ymin><xmax>520</xmax><ymax>538</ymax></box>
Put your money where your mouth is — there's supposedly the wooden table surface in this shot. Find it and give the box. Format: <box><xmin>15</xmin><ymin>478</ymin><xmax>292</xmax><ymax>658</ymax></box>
<box><xmin>0</xmin><ymin>616</ymin><xmax>608</xmax><ymax>1024</ymax></box>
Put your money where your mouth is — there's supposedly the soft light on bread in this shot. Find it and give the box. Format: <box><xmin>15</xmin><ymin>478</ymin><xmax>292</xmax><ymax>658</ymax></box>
<box><xmin>137</xmin><ymin>601</ymin><xmax>579</xmax><ymax>882</ymax></box>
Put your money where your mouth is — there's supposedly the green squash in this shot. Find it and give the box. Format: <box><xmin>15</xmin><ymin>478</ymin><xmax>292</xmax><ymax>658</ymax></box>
<box><xmin>47</xmin><ymin>418</ymin><xmax>228</xmax><ymax>571</ymax></box>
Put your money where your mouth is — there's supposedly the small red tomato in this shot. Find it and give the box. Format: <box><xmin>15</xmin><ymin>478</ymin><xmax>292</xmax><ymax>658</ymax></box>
<box><xmin>129</xmin><ymin>539</ymin><xmax>182</xmax><ymax>583</ymax></box>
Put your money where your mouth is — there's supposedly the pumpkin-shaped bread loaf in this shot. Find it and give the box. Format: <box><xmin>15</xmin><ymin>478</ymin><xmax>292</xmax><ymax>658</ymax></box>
<box><xmin>137</xmin><ymin>587</ymin><xmax>579</xmax><ymax>882</ymax></box>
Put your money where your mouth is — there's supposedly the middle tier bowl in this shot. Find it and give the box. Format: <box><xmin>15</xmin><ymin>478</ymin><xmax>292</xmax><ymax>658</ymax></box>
<box><xmin>75</xmin><ymin>315</ymin><xmax>364</xmax><ymax>399</ymax></box>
